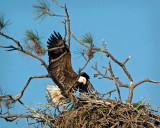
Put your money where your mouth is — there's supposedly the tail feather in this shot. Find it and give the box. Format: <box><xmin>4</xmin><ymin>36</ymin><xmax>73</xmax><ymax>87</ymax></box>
<box><xmin>46</xmin><ymin>84</ymin><xmax>66</xmax><ymax>106</ymax></box>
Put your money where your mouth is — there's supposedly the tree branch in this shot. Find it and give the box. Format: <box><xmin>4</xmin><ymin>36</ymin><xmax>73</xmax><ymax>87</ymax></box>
<box><xmin>47</xmin><ymin>46</ymin><xmax>65</xmax><ymax>52</ymax></box>
<box><xmin>123</xmin><ymin>56</ymin><xmax>132</xmax><ymax>65</ymax></box>
<box><xmin>79</xmin><ymin>57</ymin><xmax>91</xmax><ymax>73</ymax></box>
<box><xmin>0</xmin><ymin>42</ymin><xmax>48</xmax><ymax>69</ymax></box>
<box><xmin>102</xmin><ymin>41</ymin><xmax>133</xmax><ymax>83</ymax></box>
<box><xmin>72</xmin><ymin>33</ymin><xmax>90</xmax><ymax>48</ymax></box>
<box><xmin>52</xmin><ymin>1</ymin><xmax>71</xmax><ymax>48</ymax></box>
<box><xmin>53</xmin><ymin>0</ymin><xmax>65</xmax><ymax>8</ymax></box>
<box><xmin>108</xmin><ymin>61</ymin><xmax>122</xmax><ymax>101</ymax></box>
<box><xmin>22</xmin><ymin>49</ymin><xmax>48</xmax><ymax>69</ymax></box>
<box><xmin>0</xmin><ymin>75</ymin><xmax>49</xmax><ymax>102</ymax></box>
<box><xmin>90</xmin><ymin>40</ymin><xmax>160</xmax><ymax>103</ymax></box>
<box><xmin>0</xmin><ymin>32</ymin><xmax>22</xmax><ymax>48</ymax></box>
<box><xmin>15</xmin><ymin>75</ymin><xmax>49</xmax><ymax>100</ymax></box>
<box><xmin>92</xmin><ymin>61</ymin><xmax>129</xmax><ymax>88</ymax></box>
<box><xmin>0</xmin><ymin>114</ymin><xmax>44</xmax><ymax>122</ymax></box>
<box><xmin>127</xmin><ymin>86</ymin><xmax>134</xmax><ymax>103</ymax></box>
<box><xmin>60</xmin><ymin>20</ymin><xmax>67</xmax><ymax>40</ymax></box>
<box><xmin>45</xmin><ymin>11</ymin><xmax>66</xmax><ymax>17</ymax></box>
<box><xmin>133</xmin><ymin>79</ymin><xmax>160</xmax><ymax>88</ymax></box>
<box><xmin>64</xmin><ymin>3</ymin><xmax>71</xmax><ymax>49</ymax></box>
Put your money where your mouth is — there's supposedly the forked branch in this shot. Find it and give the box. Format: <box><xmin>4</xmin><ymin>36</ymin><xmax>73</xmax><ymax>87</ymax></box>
<box><xmin>0</xmin><ymin>32</ymin><xmax>22</xmax><ymax>48</ymax></box>
<box><xmin>50</xmin><ymin>0</ymin><xmax>71</xmax><ymax>48</ymax></box>
<box><xmin>102</xmin><ymin>41</ymin><xmax>133</xmax><ymax>83</ymax></box>
<box><xmin>108</xmin><ymin>61</ymin><xmax>122</xmax><ymax>101</ymax></box>
<box><xmin>90</xmin><ymin>39</ymin><xmax>159</xmax><ymax>103</ymax></box>
<box><xmin>0</xmin><ymin>75</ymin><xmax>49</xmax><ymax>102</ymax></box>
<box><xmin>0</xmin><ymin>32</ymin><xmax>48</xmax><ymax>69</ymax></box>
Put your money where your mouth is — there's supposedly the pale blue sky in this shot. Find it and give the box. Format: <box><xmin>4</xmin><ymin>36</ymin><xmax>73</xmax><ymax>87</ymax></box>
<box><xmin>1</xmin><ymin>0</ymin><xmax>160</xmax><ymax>127</ymax></box>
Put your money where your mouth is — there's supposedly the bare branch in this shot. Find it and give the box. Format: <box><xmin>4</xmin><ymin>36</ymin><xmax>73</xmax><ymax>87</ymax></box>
<box><xmin>53</xmin><ymin>0</ymin><xmax>65</xmax><ymax>8</ymax></box>
<box><xmin>64</xmin><ymin>3</ymin><xmax>71</xmax><ymax>49</ymax></box>
<box><xmin>15</xmin><ymin>75</ymin><xmax>49</xmax><ymax>100</ymax></box>
<box><xmin>98</xmin><ymin>89</ymin><xmax>116</xmax><ymax>99</ymax></box>
<box><xmin>133</xmin><ymin>78</ymin><xmax>160</xmax><ymax>88</ymax></box>
<box><xmin>0</xmin><ymin>114</ymin><xmax>44</xmax><ymax>122</ymax></box>
<box><xmin>0</xmin><ymin>45</ymin><xmax>18</xmax><ymax>51</ymax></box>
<box><xmin>0</xmin><ymin>32</ymin><xmax>22</xmax><ymax>48</ymax></box>
<box><xmin>51</xmin><ymin>1</ymin><xmax>70</xmax><ymax>48</ymax></box>
<box><xmin>60</xmin><ymin>20</ymin><xmax>67</xmax><ymax>40</ymax></box>
<box><xmin>49</xmin><ymin>51</ymin><xmax>67</xmax><ymax>63</ymax></box>
<box><xmin>79</xmin><ymin>58</ymin><xmax>91</xmax><ymax>73</ymax></box>
<box><xmin>105</xmin><ymin>89</ymin><xmax>116</xmax><ymax>96</ymax></box>
<box><xmin>45</xmin><ymin>11</ymin><xmax>66</xmax><ymax>17</ymax></box>
<box><xmin>123</xmin><ymin>56</ymin><xmax>131</xmax><ymax>64</ymax></box>
<box><xmin>102</xmin><ymin>41</ymin><xmax>121</xmax><ymax>65</ymax></box>
<box><xmin>72</xmin><ymin>33</ymin><xmax>90</xmax><ymax>48</ymax></box>
<box><xmin>102</xmin><ymin>41</ymin><xmax>133</xmax><ymax>83</ymax></box>
<box><xmin>127</xmin><ymin>86</ymin><xmax>134</xmax><ymax>103</ymax></box>
<box><xmin>47</xmin><ymin>46</ymin><xmax>65</xmax><ymax>52</ymax></box>
<box><xmin>108</xmin><ymin>61</ymin><xmax>121</xmax><ymax>101</ymax></box>
<box><xmin>0</xmin><ymin>41</ymin><xmax>48</xmax><ymax>69</ymax></box>
<box><xmin>92</xmin><ymin>66</ymin><xmax>112</xmax><ymax>80</ymax></box>
<box><xmin>17</xmin><ymin>100</ymin><xmax>47</xmax><ymax>120</ymax></box>
<box><xmin>21</xmin><ymin>49</ymin><xmax>48</xmax><ymax>69</ymax></box>
<box><xmin>92</xmin><ymin>61</ymin><xmax>129</xmax><ymax>88</ymax></box>
<box><xmin>127</xmin><ymin>79</ymin><xmax>160</xmax><ymax>103</ymax></box>
<box><xmin>1</xmin><ymin>75</ymin><xmax>49</xmax><ymax>101</ymax></box>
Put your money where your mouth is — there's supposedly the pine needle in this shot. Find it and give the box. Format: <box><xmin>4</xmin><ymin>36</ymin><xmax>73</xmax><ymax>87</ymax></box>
<box><xmin>80</xmin><ymin>32</ymin><xmax>97</xmax><ymax>59</ymax></box>
<box><xmin>23</xmin><ymin>30</ymin><xmax>46</xmax><ymax>56</ymax></box>
<box><xmin>0</xmin><ymin>13</ymin><xmax>11</xmax><ymax>31</ymax></box>
<box><xmin>33</xmin><ymin>0</ymin><xmax>50</xmax><ymax>20</ymax></box>
<box><xmin>24</xmin><ymin>30</ymin><xmax>40</xmax><ymax>42</ymax></box>
<box><xmin>81</xmin><ymin>32</ymin><xmax>93</xmax><ymax>44</ymax></box>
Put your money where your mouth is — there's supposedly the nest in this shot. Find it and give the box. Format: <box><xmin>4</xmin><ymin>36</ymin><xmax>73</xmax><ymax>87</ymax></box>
<box><xmin>52</xmin><ymin>99</ymin><xmax>160</xmax><ymax>128</ymax></box>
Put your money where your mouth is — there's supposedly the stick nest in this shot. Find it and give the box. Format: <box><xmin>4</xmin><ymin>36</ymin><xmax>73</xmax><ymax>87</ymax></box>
<box><xmin>52</xmin><ymin>99</ymin><xmax>160</xmax><ymax>128</ymax></box>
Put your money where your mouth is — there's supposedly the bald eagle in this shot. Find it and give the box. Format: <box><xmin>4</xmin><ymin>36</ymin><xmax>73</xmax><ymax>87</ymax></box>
<box><xmin>46</xmin><ymin>32</ymin><xmax>94</xmax><ymax>105</ymax></box>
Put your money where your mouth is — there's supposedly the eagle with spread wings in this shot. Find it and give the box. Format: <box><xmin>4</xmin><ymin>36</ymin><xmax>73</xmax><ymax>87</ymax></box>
<box><xmin>46</xmin><ymin>32</ymin><xmax>94</xmax><ymax>105</ymax></box>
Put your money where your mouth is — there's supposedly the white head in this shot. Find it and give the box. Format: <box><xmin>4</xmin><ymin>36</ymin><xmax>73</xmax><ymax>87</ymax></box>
<box><xmin>78</xmin><ymin>76</ymin><xmax>87</xmax><ymax>85</ymax></box>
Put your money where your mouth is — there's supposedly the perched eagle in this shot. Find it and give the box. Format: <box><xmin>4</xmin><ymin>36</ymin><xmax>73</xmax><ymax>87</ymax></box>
<box><xmin>46</xmin><ymin>32</ymin><xmax>94</xmax><ymax>105</ymax></box>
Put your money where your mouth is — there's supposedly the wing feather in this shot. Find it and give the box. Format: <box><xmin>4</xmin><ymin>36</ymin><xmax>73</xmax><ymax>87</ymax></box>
<box><xmin>47</xmin><ymin>31</ymin><xmax>94</xmax><ymax>93</ymax></box>
<box><xmin>86</xmin><ymin>80</ymin><xmax>95</xmax><ymax>93</ymax></box>
<box><xmin>47</xmin><ymin>32</ymin><xmax>78</xmax><ymax>91</ymax></box>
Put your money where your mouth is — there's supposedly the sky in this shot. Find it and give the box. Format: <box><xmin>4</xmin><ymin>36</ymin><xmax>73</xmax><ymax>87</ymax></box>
<box><xmin>0</xmin><ymin>0</ymin><xmax>160</xmax><ymax>127</ymax></box>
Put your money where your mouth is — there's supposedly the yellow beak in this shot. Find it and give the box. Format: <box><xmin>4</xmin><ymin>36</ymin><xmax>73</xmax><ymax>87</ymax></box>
<box><xmin>83</xmin><ymin>79</ymin><xmax>86</xmax><ymax>85</ymax></box>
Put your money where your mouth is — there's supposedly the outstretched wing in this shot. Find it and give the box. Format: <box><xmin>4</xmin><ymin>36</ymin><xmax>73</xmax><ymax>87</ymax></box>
<box><xmin>47</xmin><ymin>32</ymin><xmax>78</xmax><ymax>91</ymax></box>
